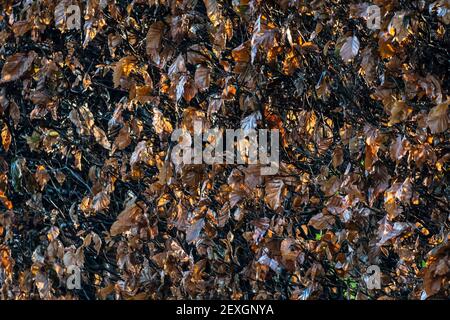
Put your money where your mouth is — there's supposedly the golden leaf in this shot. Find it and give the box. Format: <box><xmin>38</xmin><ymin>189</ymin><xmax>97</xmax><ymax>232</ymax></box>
<box><xmin>232</xmin><ymin>42</ymin><xmax>251</xmax><ymax>63</ymax></box>
<box><xmin>0</xmin><ymin>190</ymin><xmax>13</xmax><ymax>210</ymax></box>
<box><xmin>113</xmin><ymin>56</ymin><xmax>137</xmax><ymax>89</ymax></box>
<box><xmin>1</xmin><ymin>124</ymin><xmax>11</xmax><ymax>152</ymax></box>
<box><xmin>203</xmin><ymin>0</ymin><xmax>222</xmax><ymax>27</ymax></box>
<box><xmin>378</xmin><ymin>33</ymin><xmax>396</xmax><ymax>59</ymax></box>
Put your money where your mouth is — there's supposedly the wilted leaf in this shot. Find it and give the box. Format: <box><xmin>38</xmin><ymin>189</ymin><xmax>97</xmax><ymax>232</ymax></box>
<box><xmin>423</xmin><ymin>239</ymin><xmax>450</xmax><ymax>298</ymax></box>
<box><xmin>146</xmin><ymin>21</ymin><xmax>165</xmax><ymax>55</ymax></box>
<box><xmin>340</xmin><ymin>36</ymin><xmax>360</xmax><ymax>62</ymax></box>
<box><xmin>35</xmin><ymin>165</ymin><xmax>50</xmax><ymax>191</ymax></box>
<box><xmin>92</xmin><ymin>126</ymin><xmax>111</xmax><ymax>150</ymax></box>
<box><xmin>232</xmin><ymin>42</ymin><xmax>250</xmax><ymax>63</ymax></box>
<box><xmin>152</xmin><ymin>108</ymin><xmax>173</xmax><ymax>136</ymax></box>
<box><xmin>378</xmin><ymin>33</ymin><xmax>396</xmax><ymax>59</ymax></box>
<box><xmin>332</xmin><ymin>146</ymin><xmax>344</xmax><ymax>168</ymax></box>
<box><xmin>0</xmin><ymin>51</ymin><xmax>37</xmax><ymax>83</ymax></box>
<box><xmin>113</xmin><ymin>56</ymin><xmax>137</xmax><ymax>89</ymax></box>
<box><xmin>110</xmin><ymin>202</ymin><xmax>144</xmax><ymax>236</ymax></box>
<box><xmin>1</xmin><ymin>124</ymin><xmax>11</xmax><ymax>152</ymax></box>
<box><xmin>168</xmin><ymin>54</ymin><xmax>187</xmax><ymax>79</ymax></box>
<box><xmin>376</xmin><ymin>216</ymin><xmax>413</xmax><ymax>246</ymax></box>
<box><xmin>113</xmin><ymin>125</ymin><xmax>132</xmax><ymax>151</ymax></box>
<box><xmin>195</xmin><ymin>65</ymin><xmax>211</xmax><ymax>91</ymax></box>
<box><xmin>0</xmin><ymin>190</ymin><xmax>13</xmax><ymax>210</ymax></box>
<box><xmin>264</xmin><ymin>179</ymin><xmax>285</xmax><ymax>211</ymax></box>
<box><xmin>387</xmin><ymin>100</ymin><xmax>411</xmax><ymax>126</ymax></box>
<box><xmin>12</xmin><ymin>21</ymin><xmax>32</xmax><ymax>37</ymax></box>
<box><xmin>9</xmin><ymin>101</ymin><xmax>20</xmax><ymax>128</ymax></box>
<box><xmin>0</xmin><ymin>0</ymin><xmax>448</xmax><ymax>302</ymax></box>
<box><xmin>390</xmin><ymin>135</ymin><xmax>410</xmax><ymax>162</ymax></box>
<box><xmin>308</xmin><ymin>213</ymin><xmax>336</xmax><ymax>230</ymax></box>
<box><xmin>427</xmin><ymin>100</ymin><xmax>449</xmax><ymax>134</ymax></box>
<box><xmin>92</xmin><ymin>191</ymin><xmax>110</xmax><ymax>212</ymax></box>
<box><xmin>186</xmin><ymin>218</ymin><xmax>205</xmax><ymax>244</ymax></box>
<box><xmin>203</xmin><ymin>0</ymin><xmax>222</xmax><ymax>27</ymax></box>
